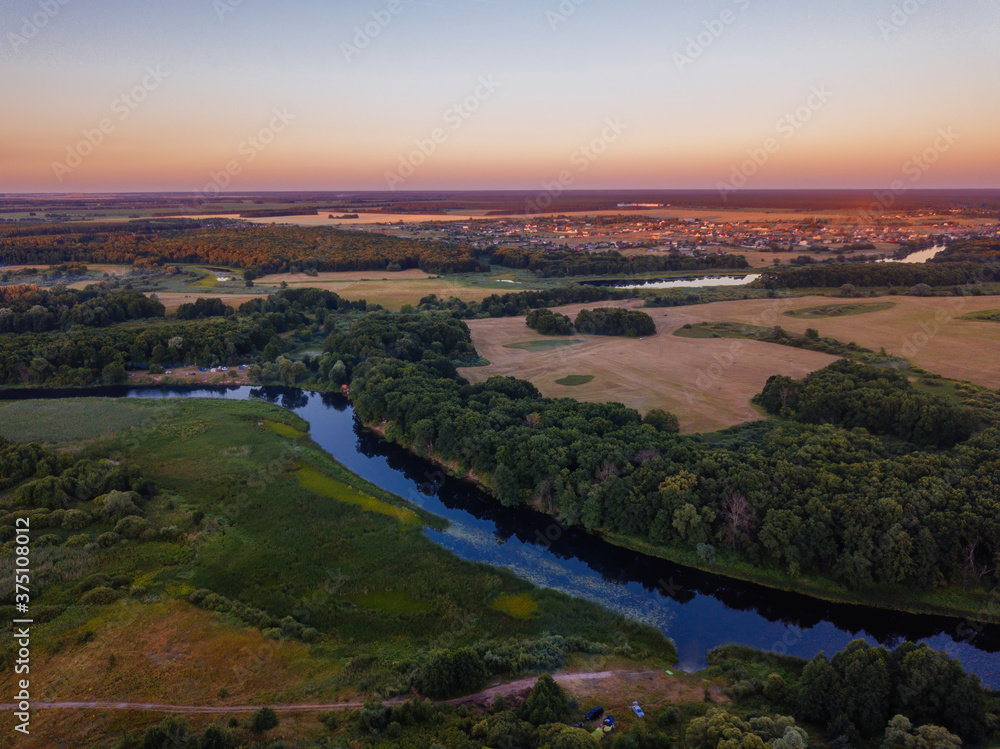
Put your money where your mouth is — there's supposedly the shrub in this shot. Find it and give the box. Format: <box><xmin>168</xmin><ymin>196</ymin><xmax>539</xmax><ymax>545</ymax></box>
<box><xmin>115</xmin><ymin>515</ymin><xmax>153</xmax><ymax>539</ymax></box>
<box><xmin>63</xmin><ymin>509</ymin><xmax>94</xmax><ymax>532</ymax></box>
<box><xmin>417</xmin><ymin>647</ymin><xmax>489</xmax><ymax>698</ymax></box>
<box><xmin>80</xmin><ymin>586</ymin><xmax>123</xmax><ymax>605</ymax></box>
<box><xmin>250</xmin><ymin>707</ymin><xmax>279</xmax><ymax>734</ymax></box>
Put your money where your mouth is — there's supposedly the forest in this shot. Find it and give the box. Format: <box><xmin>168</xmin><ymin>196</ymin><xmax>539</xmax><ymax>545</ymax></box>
<box><xmin>0</xmin><ymin>285</ymin><xmax>164</xmax><ymax>333</ymax></box>
<box><xmin>0</xmin><ymin>221</ymin><xmax>485</xmax><ymax>274</ymax></box>
<box><xmin>755</xmin><ymin>360</ymin><xmax>979</xmax><ymax>448</ymax></box>
<box><xmin>930</xmin><ymin>239</ymin><xmax>1000</xmax><ymax>264</ymax></box>
<box><xmin>348</xmin><ymin>336</ymin><xmax>1000</xmax><ymax>594</ymax></box>
<box><xmin>754</xmin><ymin>261</ymin><xmax>999</xmax><ymax>290</ymax></box>
<box><xmin>488</xmin><ymin>247</ymin><xmax>750</xmax><ymax>277</ymax></box>
<box><xmin>6</xmin><ymin>283</ymin><xmax>1000</xmax><ymax>601</ymax></box>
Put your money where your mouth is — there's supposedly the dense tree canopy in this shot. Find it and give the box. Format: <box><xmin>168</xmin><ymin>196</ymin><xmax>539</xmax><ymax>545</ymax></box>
<box><xmin>526</xmin><ymin>308</ymin><xmax>574</xmax><ymax>335</ymax></box>
<box><xmin>574</xmin><ymin>307</ymin><xmax>656</xmax><ymax>337</ymax></box>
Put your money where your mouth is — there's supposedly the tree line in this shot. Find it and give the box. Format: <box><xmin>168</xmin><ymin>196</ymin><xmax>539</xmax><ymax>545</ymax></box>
<box><xmin>487</xmin><ymin>247</ymin><xmax>749</xmax><ymax>277</ymax></box>
<box><xmin>0</xmin><ymin>221</ymin><xmax>485</xmax><ymax>275</ymax></box>
<box><xmin>754</xmin><ymin>261</ymin><xmax>999</xmax><ymax>289</ymax></box>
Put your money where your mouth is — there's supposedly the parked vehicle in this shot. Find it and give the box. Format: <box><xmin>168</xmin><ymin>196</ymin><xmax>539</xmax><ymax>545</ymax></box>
<box><xmin>585</xmin><ymin>706</ymin><xmax>603</xmax><ymax>721</ymax></box>
<box><xmin>631</xmin><ymin>701</ymin><xmax>644</xmax><ymax>718</ymax></box>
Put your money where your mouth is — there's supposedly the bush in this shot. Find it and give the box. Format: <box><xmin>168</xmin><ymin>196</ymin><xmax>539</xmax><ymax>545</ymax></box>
<box><xmin>98</xmin><ymin>490</ymin><xmax>141</xmax><ymax>521</ymax></box>
<box><xmin>62</xmin><ymin>509</ymin><xmax>93</xmax><ymax>531</ymax></box>
<box><xmin>250</xmin><ymin>707</ymin><xmax>279</xmax><ymax>734</ymax></box>
<box><xmin>417</xmin><ymin>647</ymin><xmax>489</xmax><ymax>698</ymax></box>
<box><xmin>115</xmin><ymin>515</ymin><xmax>153</xmax><ymax>539</ymax></box>
<box><xmin>80</xmin><ymin>586</ymin><xmax>123</xmax><ymax>605</ymax></box>
<box><xmin>196</xmin><ymin>723</ymin><xmax>239</xmax><ymax>749</ymax></box>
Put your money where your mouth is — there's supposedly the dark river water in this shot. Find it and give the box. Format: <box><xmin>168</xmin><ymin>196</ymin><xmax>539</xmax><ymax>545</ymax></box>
<box><xmin>4</xmin><ymin>385</ymin><xmax>999</xmax><ymax>687</ymax></box>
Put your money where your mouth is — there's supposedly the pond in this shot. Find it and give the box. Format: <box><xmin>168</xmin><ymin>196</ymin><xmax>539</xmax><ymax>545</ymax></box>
<box><xmin>4</xmin><ymin>385</ymin><xmax>998</xmax><ymax>686</ymax></box>
<box><xmin>583</xmin><ymin>274</ymin><xmax>762</xmax><ymax>290</ymax></box>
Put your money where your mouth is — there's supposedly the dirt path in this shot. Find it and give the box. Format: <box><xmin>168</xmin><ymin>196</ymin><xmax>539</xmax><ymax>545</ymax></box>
<box><xmin>0</xmin><ymin>670</ymin><xmax>661</xmax><ymax>714</ymax></box>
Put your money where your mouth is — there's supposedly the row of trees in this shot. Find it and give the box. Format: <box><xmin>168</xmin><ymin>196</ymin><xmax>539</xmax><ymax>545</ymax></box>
<box><xmin>487</xmin><ymin>247</ymin><xmax>749</xmax><ymax>277</ymax></box>
<box><xmin>755</xmin><ymin>261</ymin><xmax>998</xmax><ymax>289</ymax></box>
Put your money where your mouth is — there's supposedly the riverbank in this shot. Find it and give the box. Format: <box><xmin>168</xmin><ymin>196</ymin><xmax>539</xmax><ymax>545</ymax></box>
<box><xmin>367</xmin><ymin>419</ymin><xmax>1000</xmax><ymax>624</ymax></box>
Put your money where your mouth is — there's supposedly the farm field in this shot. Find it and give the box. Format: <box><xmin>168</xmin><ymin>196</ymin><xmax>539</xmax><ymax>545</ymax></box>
<box><xmin>460</xmin><ymin>300</ymin><xmax>840</xmax><ymax>433</ymax></box>
<box><xmin>690</xmin><ymin>295</ymin><xmax>1000</xmax><ymax>389</ymax></box>
<box><xmin>460</xmin><ymin>294</ymin><xmax>1000</xmax><ymax>432</ymax></box>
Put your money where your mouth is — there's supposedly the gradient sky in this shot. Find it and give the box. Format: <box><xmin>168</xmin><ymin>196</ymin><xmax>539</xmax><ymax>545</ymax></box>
<box><xmin>2</xmin><ymin>0</ymin><xmax>998</xmax><ymax>192</ymax></box>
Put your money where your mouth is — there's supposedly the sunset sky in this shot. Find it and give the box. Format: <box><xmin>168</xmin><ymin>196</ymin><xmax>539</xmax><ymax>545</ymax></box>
<box><xmin>2</xmin><ymin>0</ymin><xmax>998</xmax><ymax>192</ymax></box>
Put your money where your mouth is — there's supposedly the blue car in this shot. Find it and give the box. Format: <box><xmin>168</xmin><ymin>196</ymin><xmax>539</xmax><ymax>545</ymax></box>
<box><xmin>585</xmin><ymin>706</ymin><xmax>603</xmax><ymax>721</ymax></box>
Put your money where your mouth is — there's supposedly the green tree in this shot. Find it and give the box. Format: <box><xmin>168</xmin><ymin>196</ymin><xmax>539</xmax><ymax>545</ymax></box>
<box><xmin>520</xmin><ymin>673</ymin><xmax>570</xmax><ymax>726</ymax></box>
<box><xmin>249</xmin><ymin>707</ymin><xmax>278</xmax><ymax>734</ymax></box>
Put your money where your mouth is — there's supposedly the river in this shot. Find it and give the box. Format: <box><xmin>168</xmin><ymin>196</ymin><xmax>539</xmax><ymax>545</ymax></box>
<box><xmin>3</xmin><ymin>385</ymin><xmax>998</xmax><ymax>686</ymax></box>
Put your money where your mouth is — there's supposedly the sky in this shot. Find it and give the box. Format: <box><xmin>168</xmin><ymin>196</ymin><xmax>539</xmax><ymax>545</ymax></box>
<box><xmin>2</xmin><ymin>0</ymin><xmax>998</xmax><ymax>193</ymax></box>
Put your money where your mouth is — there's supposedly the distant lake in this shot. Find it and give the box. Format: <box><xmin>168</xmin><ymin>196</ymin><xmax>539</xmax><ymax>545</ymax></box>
<box><xmin>878</xmin><ymin>245</ymin><xmax>946</xmax><ymax>264</ymax></box>
<box><xmin>584</xmin><ymin>274</ymin><xmax>762</xmax><ymax>290</ymax></box>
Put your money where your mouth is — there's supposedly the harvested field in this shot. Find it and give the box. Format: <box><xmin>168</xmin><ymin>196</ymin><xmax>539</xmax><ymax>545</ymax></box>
<box><xmin>462</xmin><ymin>294</ymin><xmax>1000</xmax><ymax>431</ymax></box>
<box><xmin>686</xmin><ymin>295</ymin><xmax>1000</xmax><ymax>389</ymax></box>
<box><xmin>460</xmin><ymin>300</ymin><xmax>840</xmax><ymax>433</ymax></box>
<box><xmin>145</xmin><ymin>292</ymin><xmax>259</xmax><ymax>312</ymax></box>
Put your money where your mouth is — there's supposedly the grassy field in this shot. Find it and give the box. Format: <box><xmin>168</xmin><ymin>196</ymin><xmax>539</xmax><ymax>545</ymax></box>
<box><xmin>783</xmin><ymin>301</ymin><xmax>897</xmax><ymax>318</ymax></box>
<box><xmin>555</xmin><ymin>375</ymin><xmax>594</xmax><ymax>387</ymax></box>
<box><xmin>460</xmin><ymin>301</ymin><xmax>839</xmax><ymax>434</ymax></box>
<box><xmin>503</xmin><ymin>339</ymin><xmax>584</xmax><ymax>352</ymax></box>
<box><xmin>0</xmin><ymin>398</ymin><xmax>675</xmax><ymax>746</ymax></box>
<box><xmin>960</xmin><ymin>309</ymin><xmax>1000</xmax><ymax>322</ymax></box>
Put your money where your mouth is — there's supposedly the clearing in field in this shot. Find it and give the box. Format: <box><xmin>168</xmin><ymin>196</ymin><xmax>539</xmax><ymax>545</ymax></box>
<box><xmin>556</xmin><ymin>375</ymin><xmax>595</xmax><ymax>386</ymax></box>
<box><xmin>504</xmin><ymin>339</ymin><xmax>583</xmax><ymax>352</ymax></box>
<box><xmin>784</xmin><ymin>301</ymin><xmax>896</xmax><ymax>319</ymax></box>
<box><xmin>460</xmin><ymin>300</ymin><xmax>840</xmax><ymax>433</ymax></box>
